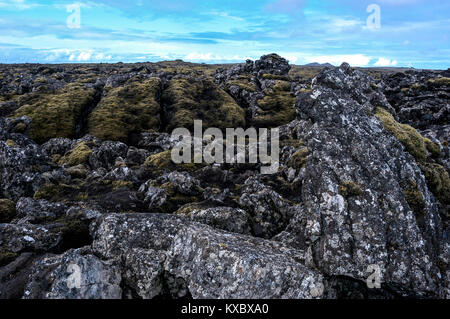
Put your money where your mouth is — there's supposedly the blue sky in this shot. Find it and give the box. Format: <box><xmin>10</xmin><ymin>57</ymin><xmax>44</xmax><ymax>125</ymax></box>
<box><xmin>0</xmin><ymin>0</ymin><xmax>449</xmax><ymax>68</ymax></box>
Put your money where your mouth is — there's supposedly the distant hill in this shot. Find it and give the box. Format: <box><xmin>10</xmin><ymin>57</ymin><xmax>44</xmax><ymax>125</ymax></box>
<box><xmin>303</xmin><ymin>62</ymin><xmax>334</xmax><ymax>67</ymax></box>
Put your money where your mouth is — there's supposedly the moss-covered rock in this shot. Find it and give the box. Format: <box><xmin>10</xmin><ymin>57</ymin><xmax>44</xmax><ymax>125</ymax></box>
<box><xmin>225</xmin><ymin>75</ymin><xmax>258</xmax><ymax>93</ymax></box>
<box><xmin>427</xmin><ymin>77</ymin><xmax>450</xmax><ymax>87</ymax></box>
<box><xmin>420</xmin><ymin>163</ymin><xmax>450</xmax><ymax>205</ymax></box>
<box><xmin>424</xmin><ymin>138</ymin><xmax>441</xmax><ymax>158</ymax></box>
<box><xmin>287</xmin><ymin>147</ymin><xmax>309</xmax><ymax>169</ymax></box>
<box><xmin>88</xmin><ymin>77</ymin><xmax>161</xmax><ymax>143</ymax></box>
<box><xmin>58</xmin><ymin>142</ymin><xmax>92</xmax><ymax>167</ymax></box>
<box><xmin>0</xmin><ymin>198</ymin><xmax>16</xmax><ymax>223</ymax></box>
<box><xmin>253</xmin><ymin>80</ymin><xmax>296</xmax><ymax>127</ymax></box>
<box><xmin>403</xmin><ymin>181</ymin><xmax>425</xmax><ymax>216</ymax></box>
<box><xmin>163</xmin><ymin>78</ymin><xmax>246</xmax><ymax>131</ymax></box>
<box><xmin>13</xmin><ymin>84</ymin><xmax>97</xmax><ymax>144</ymax></box>
<box><xmin>144</xmin><ymin>150</ymin><xmax>205</xmax><ymax>174</ymax></box>
<box><xmin>374</xmin><ymin>107</ymin><xmax>427</xmax><ymax>162</ymax></box>
<box><xmin>158</xmin><ymin>182</ymin><xmax>200</xmax><ymax>213</ymax></box>
<box><xmin>339</xmin><ymin>181</ymin><xmax>363</xmax><ymax>198</ymax></box>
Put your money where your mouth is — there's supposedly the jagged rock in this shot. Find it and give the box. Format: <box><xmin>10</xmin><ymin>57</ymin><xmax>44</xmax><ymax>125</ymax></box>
<box><xmin>15</xmin><ymin>197</ymin><xmax>67</xmax><ymax>223</ymax></box>
<box><xmin>125</xmin><ymin>146</ymin><xmax>150</xmax><ymax>167</ymax></box>
<box><xmin>176</xmin><ymin>206</ymin><xmax>252</xmax><ymax>235</ymax></box>
<box><xmin>166</xmin><ymin>171</ymin><xmax>201</xmax><ymax>195</ymax></box>
<box><xmin>136</xmin><ymin>132</ymin><xmax>176</xmax><ymax>154</ymax></box>
<box><xmin>290</xmin><ymin>63</ymin><xmax>447</xmax><ymax>298</ymax></box>
<box><xmin>0</xmin><ymin>223</ymin><xmax>61</xmax><ymax>253</ymax></box>
<box><xmin>138</xmin><ymin>181</ymin><xmax>167</xmax><ymax>210</ymax></box>
<box><xmin>89</xmin><ymin>141</ymin><xmax>128</xmax><ymax>170</ymax></box>
<box><xmin>23</xmin><ymin>247</ymin><xmax>122</xmax><ymax>299</ymax></box>
<box><xmin>382</xmin><ymin>71</ymin><xmax>449</xmax><ymax>130</ymax></box>
<box><xmin>239</xmin><ymin>176</ymin><xmax>293</xmax><ymax>238</ymax></box>
<box><xmin>91</xmin><ymin>213</ymin><xmax>324</xmax><ymax>299</ymax></box>
<box><xmin>41</xmin><ymin>138</ymin><xmax>75</xmax><ymax>157</ymax></box>
<box><xmin>0</xmin><ymin>138</ymin><xmax>46</xmax><ymax>201</ymax></box>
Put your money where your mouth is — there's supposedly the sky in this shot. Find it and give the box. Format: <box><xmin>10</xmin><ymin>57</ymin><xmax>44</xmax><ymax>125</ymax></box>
<box><xmin>0</xmin><ymin>0</ymin><xmax>449</xmax><ymax>69</ymax></box>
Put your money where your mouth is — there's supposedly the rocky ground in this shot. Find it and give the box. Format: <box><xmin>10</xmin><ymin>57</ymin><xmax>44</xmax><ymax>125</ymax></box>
<box><xmin>0</xmin><ymin>54</ymin><xmax>448</xmax><ymax>299</ymax></box>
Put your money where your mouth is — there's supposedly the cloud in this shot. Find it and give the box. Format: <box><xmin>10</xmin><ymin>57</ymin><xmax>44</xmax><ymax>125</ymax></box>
<box><xmin>373</xmin><ymin>57</ymin><xmax>398</xmax><ymax>66</ymax></box>
<box><xmin>184</xmin><ymin>52</ymin><xmax>252</xmax><ymax>62</ymax></box>
<box><xmin>306</xmin><ymin>54</ymin><xmax>371</xmax><ymax>67</ymax></box>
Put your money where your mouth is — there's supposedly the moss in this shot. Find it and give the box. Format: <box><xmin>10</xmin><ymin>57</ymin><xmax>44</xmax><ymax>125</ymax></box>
<box><xmin>33</xmin><ymin>183</ymin><xmax>80</xmax><ymax>201</ymax></box>
<box><xmin>339</xmin><ymin>181</ymin><xmax>363</xmax><ymax>198</ymax></box>
<box><xmin>111</xmin><ymin>180</ymin><xmax>134</xmax><ymax>191</ymax></box>
<box><xmin>163</xmin><ymin>78</ymin><xmax>246</xmax><ymax>131</ymax></box>
<box><xmin>280</xmin><ymin>138</ymin><xmax>305</xmax><ymax>149</ymax></box>
<box><xmin>288</xmin><ymin>66</ymin><xmax>322</xmax><ymax>81</ymax></box>
<box><xmin>144</xmin><ymin>150</ymin><xmax>204</xmax><ymax>173</ymax></box>
<box><xmin>5</xmin><ymin>139</ymin><xmax>17</xmax><ymax>147</ymax></box>
<box><xmin>226</xmin><ymin>76</ymin><xmax>258</xmax><ymax>93</ymax></box>
<box><xmin>13</xmin><ymin>84</ymin><xmax>97</xmax><ymax>144</ymax></box>
<box><xmin>145</xmin><ymin>150</ymin><xmax>173</xmax><ymax>169</ymax></box>
<box><xmin>88</xmin><ymin>77</ymin><xmax>161</xmax><ymax>143</ymax></box>
<box><xmin>287</xmin><ymin>147</ymin><xmax>309</xmax><ymax>169</ymax></box>
<box><xmin>374</xmin><ymin>107</ymin><xmax>427</xmax><ymax>162</ymax></box>
<box><xmin>424</xmin><ymin>138</ymin><xmax>441</xmax><ymax>158</ymax></box>
<box><xmin>427</xmin><ymin>77</ymin><xmax>450</xmax><ymax>87</ymax></box>
<box><xmin>65</xmin><ymin>164</ymin><xmax>88</xmax><ymax>179</ymax></box>
<box><xmin>0</xmin><ymin>198</ymin><xmax>16</xmax><ymax>223</ymax></box>
<box><xmin>253</xmin><ymin>80</ymin><xmax>296</xmax><ymax>127</ymax></box>
<box><xmin>58</xmin><ymin>142</ymin><xmax>92</xmax><ymax>167</ymax></box>
<box><xmin>0</xmin><ymin>250</ymin><xmax>18</xmax><ymax>267</ymax></box>
<box><xmin>420</xmin><ymin>163</ymin><xmax>450</xmax><ymax>205</ymax></box>
<box><xmin>403</xmin><ymin>181</ymin><xmax>425</xmax><ymax>215</ymax></box>
<box><xmin>158</xmin><ymin>182</ymin><xmax>200</xmax><ymax>213</ymax></box>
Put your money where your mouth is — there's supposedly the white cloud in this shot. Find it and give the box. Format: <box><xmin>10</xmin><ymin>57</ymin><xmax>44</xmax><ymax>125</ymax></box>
<box><xmin>373</xmin><ymin>57</ymin><xmax>398</xmax><ymax>66</ymax></box>
<box><xmin>184</xmin><ymin>52</ymin><xmax>252</xmax><ymax>62</ymax></box>
<box><xmin>306</xmin><ymin>54</ymin><xmax>371</xmax><ymax>67</ymax></box>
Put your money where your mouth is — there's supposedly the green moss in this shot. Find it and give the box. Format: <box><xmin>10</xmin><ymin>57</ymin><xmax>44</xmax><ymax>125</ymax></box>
<box><xmin>13</xmin><ymin>84</ymin><xmax>97</xmax><ymax>144</ymax></box>
<box><xmin>111</xmin><ymin>180</ymin><xmax>134</xmax><ymax>191</ymax></box>
<box><xmin>424</xmin><ymin>138</ymin><xmax>441</xmax><ymax>158</ymax></box>
<box><xmin>5</xmin><ymin>139</ymin><xmax>17</xmax><ymax>147</ymax></box>
<box><xmin>33</xmin><ymin>183</ymin><xmax>79</xmax><ymax>201</ymax></box>
<box><xmin>427</xmin><ymin>77</ymin><xmax>450</xmax><ymax>87</ymax></box>
<box><xmin>339</xmin><ymin>181</ymin><xmax>363</xmax><ymax>198</ymax></box>
<box><xmin>226</xmin><ymin>76</ymin><xmax>258</xmax><ymax>93</ymax></box>
<box><xmin>144</xmin><ymin>150</ymin><xmax>173</xmax><ymax>169</ymax></box>
<box><xmin>144</xmin><ymin>150</ymin><xmax>205</xmax><ymax>173</ymax></box>
<box><xmin>158</xmin><ymin>182</ymin><xmax>200</xmax><ymax>213</ymax></box>
<box><xmin>287</xmin><ymin>147</ymin><xmax>309</xmax><ymax>169</ymax></box>
<box><xmin>0</xmin><ymin>250</ymin><xmax>18</xmax><ymax>267</ymax></box>
<box><xmin>65</xmin><ymin>164</ymin><xmax>88</xmax><ymax>179</ymax></box>
<box><xmin>280</xmin><ymin>138</ymin><xmax>305</xmax><ymax>149</ymax></box>
<box><xmin>88</xmin><ymin>77</ymin><xmax>161</xmax><ymax>143</ymax></box>
<box><xmin>163</xmin><ymin>78</ymin><xmax>246</xmax><ymax>131</ymax></box>
<box><xmin>420</xmin><ymin>163</ymin><xmax>450</xmax><ymax>205</ymax></box>
<box><xmin>374</xmin><ymin>107</ymin><xmax>427</xmax><ymax>162</ymax></box>
<box><xmin>0</xmin><ymin>198</ymin><xmax>16</xmax><ymax>223</ymax></box>
<box><xmin>253</xmin><ymin>80</ymin><xmax>296</xmax><ymax>127</ymax></box>
<box><xmin>403</xmin><ymin>181</ymin><xmax>425</xmax><ymax>215</ymax></box>
<box><xmin>58</xmin><ymin>142</ymin><xmax>92</xmax><ymax>167</ymax></box>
